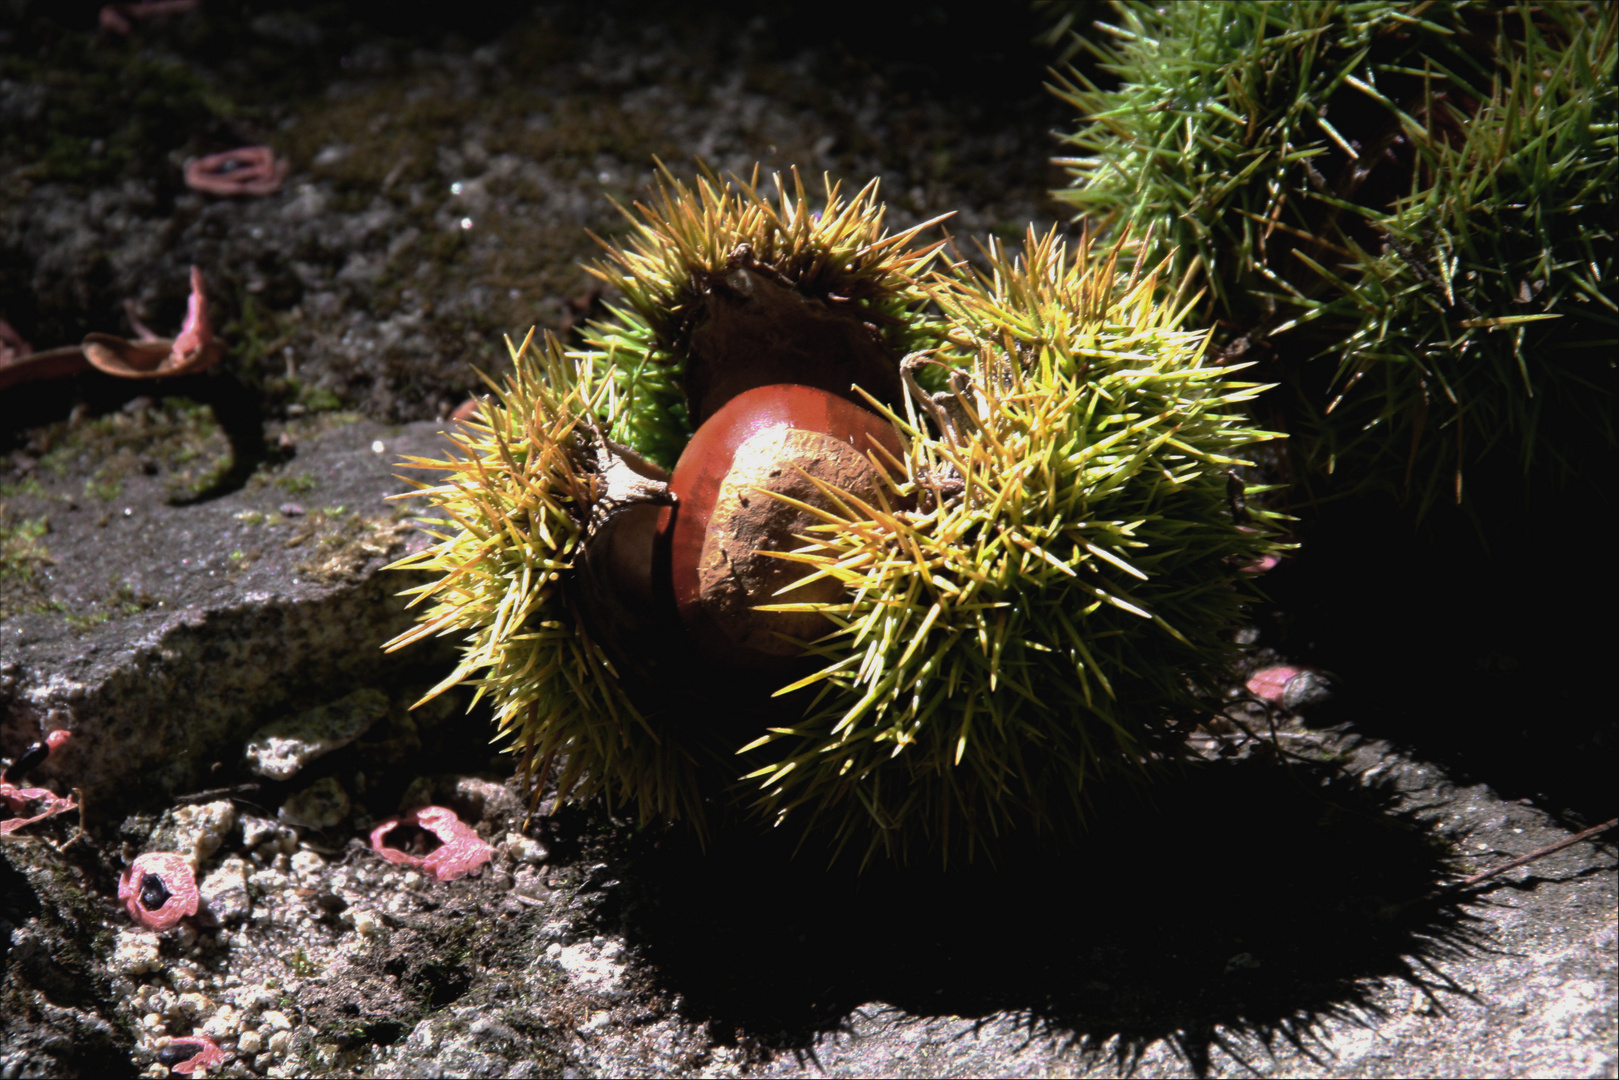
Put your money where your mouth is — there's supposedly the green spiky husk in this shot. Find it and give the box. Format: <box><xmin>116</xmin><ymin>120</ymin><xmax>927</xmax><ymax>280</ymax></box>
<box><xmin>384</xmin><ymin>332</ymin><xmax>702</xmax><ymax>824</ymax></box>
<box><xmin>574</xmin><ymin>166</ymin><xmax>950</xmax><ymax>468</ymax></box>
<box><xmin>387</xmin><ymin>174</ymin><xmax>1288</xmax><ymax>861</ymax></box>
<box><xmin>738</xmin><ymin>230</ymin><xmax>1287</xmax><ymax>861</ymax></box>
<box><xmin>1053</xmin><ymin>1</ymin><xmax>1617</xmax><ymax>511</ymax></box>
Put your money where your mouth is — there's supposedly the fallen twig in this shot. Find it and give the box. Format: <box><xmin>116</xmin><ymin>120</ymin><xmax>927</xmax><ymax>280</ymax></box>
<box><xmin>1452</xmin><ymin>817</ymin><xmax>1618</xmax><ymax>891</ymax></box>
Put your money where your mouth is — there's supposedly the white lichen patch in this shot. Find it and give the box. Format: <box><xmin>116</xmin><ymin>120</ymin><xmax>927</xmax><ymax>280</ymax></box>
<box><xmin>243</xmin><ymin>689</ymin><xmax>389</xmax><ymax>781</ymax></box>
<box><xmin>111</xmin><ymin>929</ymin><xmax>162</xmax><ymax>975</ymax></box>
<box><xmin>555</xmin><ymin>937</ymin><xmax>629</xmax><ymax>995</ymax></box>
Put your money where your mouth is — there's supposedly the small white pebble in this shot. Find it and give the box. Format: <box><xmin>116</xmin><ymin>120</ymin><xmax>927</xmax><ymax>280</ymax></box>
<box><xmin>371</xmin><ymin>439</ymin><xmax>385</xmax><ymax>453</ymax></box>
<box><xmin>262</xmin><ymin>1009</ymin><xmax>293</xmax><ymax>1032</ymax></box>
<box><xmin>290</xmin><ymin>850</ymin><xmax>325</xmax><ymax>877</ymax></box>
<box><xmin>112</xmin><ymin>930</ymin><xmax>162</xmax><ymax>975</ymax></box>
<box><xmin>545</xmin><ymin>942</ymin><xmax>562</xmax><ymax>959</ymax></box>
<box><xmin>244</xmin><ymin>987</ymin><xmax>279</xmax><ymax>1014</ymax></box>
<box><xmin>238</xmin><ymin>1030</ymin><xmax>264</xmax><ymax>1054</ymax></box>
<box><xmin>503</xmin><ymin>832</ymin><xmax>548</xmax><ymax>865</ymax></box>
<box><xmin>353</xmin><ymin>909</ymin><xmax>385</xmax><ymax>938</ymax></box>
<box><xmin>142</xmin><ymin>1012</ymin><xmax>165</xmax><ymax>1031</ymax></box>
<box><xmin>201</xmin><ymin>1005</ymin><xmax>240</xmax><ymax>1039</ymax></box>
<box><xmin>178</xmin><ymin>991</ymin><xmax>211</xmax><ymax>1017</ymax></box>
<box><xmin>267</xmin><ymin>1029</ymin><xmax>293</xmax><ymax>1055</ymax></box>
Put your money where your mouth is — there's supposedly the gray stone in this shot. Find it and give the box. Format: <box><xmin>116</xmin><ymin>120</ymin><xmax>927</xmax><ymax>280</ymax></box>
<box><xmin>146</xmin><ymin>799</ymin><xmax>236</xmax><ymax>868</ymax></box>
<box><xmin>278</xmin><ymin>776</ymin><xmax>351</xmax><ymax>829</ymax></box>
<box><xmin>198</xmin><ymin>856</ymin><xmax>252</xmax><ymax>925</ymax></box>
<box><xmin>244</xmin><ymin>689</ymin><xmax>389</xmax><ymax>781</ymax></box>
<box><xmin>1</xmin><ymin>416</ymin><xmax>458</xmax><ymax>812</ymax></box>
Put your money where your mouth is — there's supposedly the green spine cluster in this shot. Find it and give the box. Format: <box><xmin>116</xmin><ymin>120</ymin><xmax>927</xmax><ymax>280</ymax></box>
<box><xmin>743</xmin><ymin>230</ymin><xmax>1284</xmax><ymax>860</ymax></box>
<box><xmin>385</xmin><ymin>334</ymin><xmax>701</xmax><ymax>824</ymax></box>
<box><xmin>576</xmin><ymin>167</ymin><xmax>948</xmax><ymax>468</ymax></box>
<box><xmin>1053</xmin><ymin>1</ymin><xmax>1617</xmax><ymax>510</ymax></box>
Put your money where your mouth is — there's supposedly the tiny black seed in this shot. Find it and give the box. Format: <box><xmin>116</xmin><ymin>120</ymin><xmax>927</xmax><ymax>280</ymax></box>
<box><xmin>2</xmin><ymin>741</ymin><xmax>50</xmax><ymax>784</ymax></box>
<box><xmin>157</xmin><ymin>1041</ymin><xmax>199</xmax><ymax>1066</ymax></box>
<box><xmin>139</xmin><ymin>872</ymin><xmax>171</xmax><ymax>911</ymax></box>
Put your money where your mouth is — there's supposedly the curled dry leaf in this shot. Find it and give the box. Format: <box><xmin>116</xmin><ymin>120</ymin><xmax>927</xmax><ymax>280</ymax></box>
<box><xmin>157</xmin><ymin>1035</ymin><xmax>227</xmax><ymax>1075</ymax></box>
<box><xmin>184</xmin><ymin>146</ymin><xmax>289</xmax><ymax>197</ymax></box>
<box><xmin>0</xmin><ymin>319</ymin><xmax>84</xmax><ymax>392</ymax></box>
<box><xmin>368</xmin><ymin>805</ymin><xmax>492</xmax><ymax>882</ymax></box>
<box><xmin>119</xmin><ymin>852</ymin><xmax>200</xmax><ymax>931</ymax></box>
<box><xmin>0</xmin><ymin>344</ymin><xmax>91</xmax><ymax>392</ymax></box>
<box><xmin>99</xmin><ymin>0</ymin><xmax>198</xmax><ymax>35</ymax></box>
<box><xmin>82</xmin><ymin>266</ymin><xmax>223</xmax><ymax>379</ymax></box>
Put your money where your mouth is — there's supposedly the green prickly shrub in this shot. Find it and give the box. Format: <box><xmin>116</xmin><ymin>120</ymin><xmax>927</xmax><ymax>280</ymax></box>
<box><xmin>1052</xmin><ymin>1</ymin><xmax>1617</xmax><ymax>511</ymax></box>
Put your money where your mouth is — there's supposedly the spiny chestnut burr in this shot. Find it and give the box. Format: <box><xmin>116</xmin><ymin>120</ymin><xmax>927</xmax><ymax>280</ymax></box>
<box><xmin>661</xmin><ymin>383</ymin><xmax>904</xmax><ymax>675</ymax></box>
<box><xmin>386</xmin><ymin>171</ymin><xmax>1288</xmax><ymax>860</ymax></box>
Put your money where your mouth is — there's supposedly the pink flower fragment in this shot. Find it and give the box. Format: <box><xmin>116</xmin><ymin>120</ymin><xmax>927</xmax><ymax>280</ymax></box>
<box><xmin>1234</xmin><ymin>525</ymin><xmax>1283</xmax><ymax>574</ymax></box>
<box><xmin>369</xmin><ymin>805</ymin><xmax>492</xmax><ymax>882</ymax></box>
<box><xmin>1246</xmin><ymin>665</ymin><xmax>1304</xmax><ymax>703</ymax></box>
<box><xmin>99</xmin><ymin>0</ymin><xmax>199</xmax><ymax>36</ymax></box>
<box><xmin>81</xmin><ymin>266</ymin><xmax>223</xmax><ymax>379</ymax></box>
<box><xmin>1</xmin><ymin>730</ymin><xmax>78</xmax><ymax>836</ymax></box>
<box><xmin>184</xmin><ymin>147</ymin><xmax>289</xmax><ymax>197</ymax></box>
<box><xmin>158</xmin><ymin>1035</ymin><xmax>227</xmax><ymax>1075</ymax></box>
<box><xmin>0</xmin><ymin>788</ymin><xmax>78</xmax><ymax>836</ymax></box>
<box><xmin>119</xmin><ymin>853</ymin><xmax>199</xmax><ymax>931</ymax></box>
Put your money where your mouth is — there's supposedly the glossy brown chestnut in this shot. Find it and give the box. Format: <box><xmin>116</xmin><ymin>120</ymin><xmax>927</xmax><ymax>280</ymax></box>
<box><xmin>661</xmin><ymin>383</ymin><xmax>905</xmax><ymax>673</ymax></box>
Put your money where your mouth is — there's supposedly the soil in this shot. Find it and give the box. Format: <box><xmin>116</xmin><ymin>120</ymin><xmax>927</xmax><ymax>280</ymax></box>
<box><xmin>1</xmin><ymin>4</ymin><xmax>1614</xmax><ymax>1079</ymax></box>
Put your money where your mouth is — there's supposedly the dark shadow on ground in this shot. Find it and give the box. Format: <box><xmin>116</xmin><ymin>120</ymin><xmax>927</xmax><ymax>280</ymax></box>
<box><xmin>1257</xmin><ymin>473</ymin><xmax>1617</xmax><ymax>829</ymax></box>
<box><xmin>604</xmin><ymin>756</ymin><xmax>1484</xmax><ymax>1076</ymax></box>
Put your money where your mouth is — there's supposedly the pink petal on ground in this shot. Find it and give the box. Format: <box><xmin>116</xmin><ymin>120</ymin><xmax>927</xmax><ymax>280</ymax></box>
<box><xmin>416</xmin><ymin>805</ymin><xmax>494</xmax><ymax>881</ymax></box>
<box><xmin>161</xmin><ymin>1035</ymin><xmax>227</xmax><ymax>1075</ymax></box>
<box><xmin>170</xmin><ymin>266</ymin><xmax>216</xmax><ymax>367</ymax></box>
<box><xmin>100</xmin><ymin>0</ymin><xmax>198</xmax><ymax>35</ymax></box>
<box><xmin>128</xmin><ymin>0</ymin><xmax>200</xmax><ymax>16</ymax></box>
<box><xmin>98</xmin><ymin>5</ymin><xmax>133</xmax><ymax>33</ymax></box>
<box><xmin>0</xmin><ymin>785</ymin><xmax>78</xmax><ymax>836</ymax></box>
<box><xmin>119</xmin><ymin>853</ymin><xmax>199</xmax><ymax>931</ymax></box>
<box><xmin>1246</xmin><ymin>665</ymin><xmax>1303</xmax><ymax>703</ymax></box>
<box><xmin>184</xmin><ymin>147</ymin><xmax>289</xmax><ymax>197</ymax></box>
<box><xmin>45</xmin><ymin>729</ymin><xmax>72</xmax><ymax>753</ymax></box>
<box><xmin>80</xmin><ymin>267</ymin><xmax>222</xmax><ymax>379</ymax></box>
<box><xmin>368</xmin><ymin>805</ymin><xmax>492</xmax><ymax>882</ymax></box>
<box><xmin>368</xmin><ymin>815</ymin><xmax>422</xmax><ymax>868</ymax></box>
